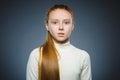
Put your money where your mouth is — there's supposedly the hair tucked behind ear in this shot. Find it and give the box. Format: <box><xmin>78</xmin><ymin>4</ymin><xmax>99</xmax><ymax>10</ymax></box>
<box><xmin>38</xmin><ymin>4</ymin><xmax>73</xmax><ymax>80</ymax></box>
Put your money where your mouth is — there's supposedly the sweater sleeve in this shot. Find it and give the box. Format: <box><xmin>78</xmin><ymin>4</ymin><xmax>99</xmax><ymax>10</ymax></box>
<box><xmin>80</xmin><ymin>51</ymin><xmax>92</xmax><ymax>80</ymax></box>
<box><xmin>26</xmin><ymin>48</ymin><xmax>39</xmax><ymax>80</ymax></box>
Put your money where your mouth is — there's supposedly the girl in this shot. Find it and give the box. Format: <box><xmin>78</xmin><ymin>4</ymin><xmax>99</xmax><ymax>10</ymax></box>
<box><xmin>27</xmin><ymin>4</ymin><xmax>92</xmax><ymax>80</ymax></box>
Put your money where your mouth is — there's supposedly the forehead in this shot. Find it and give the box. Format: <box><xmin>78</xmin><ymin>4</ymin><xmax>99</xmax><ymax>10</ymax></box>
<box><xmin>49</xmin><ymin>9</ymin><xmax>72</xmax><ymax>19</ymax></box>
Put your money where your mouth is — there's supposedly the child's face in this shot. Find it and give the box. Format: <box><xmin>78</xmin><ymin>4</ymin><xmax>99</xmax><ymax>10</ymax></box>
<box><xmin>46</xmin><ymin>9</ymin><xmax>74</xmax><ymax>43</ymax></box>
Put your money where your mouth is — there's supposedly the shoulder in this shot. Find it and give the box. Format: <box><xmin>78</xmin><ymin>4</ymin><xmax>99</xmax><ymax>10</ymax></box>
<box><xmin>30</xmin><ymin>48</ymin><xmax>40</xmax><ymax>55</ymax></box>
<box><xmin>70</xmin><ymin>45</ymin><xmax>90</xmax><ymax>59</ymax></box>
<box><xmin>27</xmin><ymin>48</ymin><xmax>40</xmax><ymax>80</ymax></box>
<box><xmin>71</xmin><ymin>45</ymin><xmax>91</xmax><ymax>66</ymax></box>
<box><xmin>28</xmin><ymin>47</ymin><xmax>40</xmax><ymax>62</ymax></box>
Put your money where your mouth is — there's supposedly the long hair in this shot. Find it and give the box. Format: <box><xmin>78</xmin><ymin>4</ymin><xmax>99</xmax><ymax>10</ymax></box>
<box><xmin>38</xmin><ymin>4</ymin><xmax>73</xmax><ymax>80</ymax></box>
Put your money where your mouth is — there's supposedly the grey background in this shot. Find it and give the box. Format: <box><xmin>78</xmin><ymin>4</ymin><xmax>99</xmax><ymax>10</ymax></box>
<box><xmin>0</xmin><ymin>0</ymin><xmax>120</xmax><ymax>80</ymax></box>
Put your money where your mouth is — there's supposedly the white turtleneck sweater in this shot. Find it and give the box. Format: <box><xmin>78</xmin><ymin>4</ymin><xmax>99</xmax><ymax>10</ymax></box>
<box><xmin>26</xmin><ymin>41</ymin><xmax>92</xmax><ymax>80</ymax></box>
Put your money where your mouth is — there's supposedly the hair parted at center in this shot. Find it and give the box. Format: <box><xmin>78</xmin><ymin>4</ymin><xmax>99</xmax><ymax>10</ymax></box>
<box><xmin>38</xmin><ymin>4</ymin><xmax>74</xmax><ymax>80</ymax></box>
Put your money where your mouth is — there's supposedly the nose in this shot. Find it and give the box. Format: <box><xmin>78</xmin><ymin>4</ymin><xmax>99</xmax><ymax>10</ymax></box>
<box><xmin>59</xmin><ymin>23</ymin><xmax>64</xmax><ymax>30</ymax></box>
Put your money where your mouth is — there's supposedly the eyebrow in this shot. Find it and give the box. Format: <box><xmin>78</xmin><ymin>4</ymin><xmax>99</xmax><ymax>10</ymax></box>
<box><xmin>63</xmin><ymin>19</ymin><xmax>71</xmax><ymax>21</ymax></box>
<box><xmin>50</xmin><ymin>19</ymin><xmax>71</xmax><ymax>21</ymax></box>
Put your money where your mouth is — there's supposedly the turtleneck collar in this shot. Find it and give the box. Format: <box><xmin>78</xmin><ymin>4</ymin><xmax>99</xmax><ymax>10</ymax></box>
<box><xmin>53</xmin><ymin>40</ymin><xmax>71</xmax><ymax>49</ymax></box>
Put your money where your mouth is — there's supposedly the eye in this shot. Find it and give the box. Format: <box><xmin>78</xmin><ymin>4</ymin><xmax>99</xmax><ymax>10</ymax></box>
<box><xmin>52</xmin><ymin>21</ymin><xmax>57</xmax><ymax>24</ymax></box>
<box><xmin>64</xmin><ymin>21</ymin><xmax>70</xmax><ymax>24</ymax></box>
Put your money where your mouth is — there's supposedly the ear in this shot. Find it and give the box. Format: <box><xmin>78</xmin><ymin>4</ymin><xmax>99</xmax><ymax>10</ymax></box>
<box><xmin>72</xmin><ymin>22</ymin><xmax>74</xmax><ymax>31</ymax></box>
<box><xmin>45</xmin><ymin>23</ymin><xmax>49</xmax><ymax>31</ymax></box>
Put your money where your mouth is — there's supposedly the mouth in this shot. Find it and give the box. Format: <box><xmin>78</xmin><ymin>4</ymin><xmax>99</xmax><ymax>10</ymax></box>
<box><xmin>58</xmin><ymin>33</ymin><xmax>64</xmax><ymax>37</ymax></box>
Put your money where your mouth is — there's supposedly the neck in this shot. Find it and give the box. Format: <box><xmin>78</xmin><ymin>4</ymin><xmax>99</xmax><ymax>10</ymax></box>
<box><xmin>53</xmin><ymin>38</ymin><xmax>69</xmax><ymax>44</ymax></box>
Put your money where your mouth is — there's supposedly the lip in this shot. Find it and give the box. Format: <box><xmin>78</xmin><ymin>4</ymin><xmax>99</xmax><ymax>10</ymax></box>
<box><xmin>58</xmin><ymin>33</ymin><xmax>64</xmax><ymax>37</ymax></box>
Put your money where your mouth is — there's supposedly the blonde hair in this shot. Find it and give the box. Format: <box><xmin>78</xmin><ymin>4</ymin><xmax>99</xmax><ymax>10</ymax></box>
<box><xmin>39</xmin><ymin>4</ymin><xmax>73</xmax><ymax>80</ymax></box>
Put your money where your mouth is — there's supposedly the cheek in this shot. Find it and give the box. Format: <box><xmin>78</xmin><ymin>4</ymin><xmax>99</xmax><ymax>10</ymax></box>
<box><xmin>65</xmin><ymin>26</ymin><xmax>73</xmax><ymax>34</ymax></box>
<box><xmin>48</xmin><ymin>26</ymin><xmax>58</xmax><ymax>34</ymax></box>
